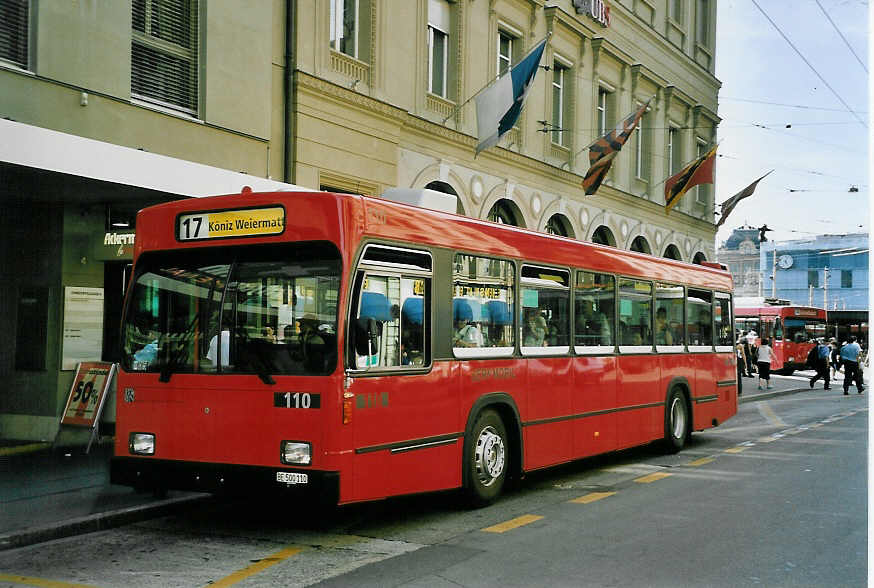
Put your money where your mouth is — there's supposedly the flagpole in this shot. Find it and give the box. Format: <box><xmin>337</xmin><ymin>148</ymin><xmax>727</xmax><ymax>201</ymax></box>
<box><xmin>442</xmin><ymin>33</ymin><xmax>551</xmax><ymax>125</ymax></box>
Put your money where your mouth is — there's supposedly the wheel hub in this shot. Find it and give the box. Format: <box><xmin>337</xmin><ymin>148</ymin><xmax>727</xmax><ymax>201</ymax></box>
<box><xmin>475</xmin><ymin>426</ymin><xmax>505</xmax><ymax>487</ymax></box>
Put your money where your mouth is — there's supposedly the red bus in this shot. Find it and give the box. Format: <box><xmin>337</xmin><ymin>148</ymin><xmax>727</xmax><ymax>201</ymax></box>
<box><xmin>112</xmin><ymin>189</ymin><xmax>737</xmax><ymax>506</ymax></box>
<box><xmin>735</xmin><ymin>304</ymin><xmax>827</xmax><ymax>374</ymax></box>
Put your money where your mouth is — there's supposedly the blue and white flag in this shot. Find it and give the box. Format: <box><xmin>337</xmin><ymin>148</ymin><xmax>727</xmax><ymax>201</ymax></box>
<box><xmin>475</xmin><ymin>37</ymin><xmax>548</xmax><ymax>155</ymax></box>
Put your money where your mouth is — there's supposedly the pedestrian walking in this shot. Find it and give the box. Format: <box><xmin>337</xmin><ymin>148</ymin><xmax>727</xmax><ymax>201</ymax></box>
<box><xmin>830</xmin><ymin>338</ymin><xmax>841</xmax><ymax>378</ymax></box>
<box><xmin>808</xmin><ymin>338</ymin><xmax>831</xmax><ymax>390</ymax></box>
<box><xmin>839</xmin><ymin>336</ymin><xmax>865</xmax><ymax>395</ymax></box>
<box><xmin>743</xmin><ymin>331</ymin><xmax>756</xmax><ymax>375</ymax></box>
<box><xmin>757</xmin><ymin>338</ymin><xmax>775</xmax><ymax>390</ymax></box>
<box><xmin>736</xmin><ymin>337</ymin><xmax>746</xmax><ymax>395</ymax></box>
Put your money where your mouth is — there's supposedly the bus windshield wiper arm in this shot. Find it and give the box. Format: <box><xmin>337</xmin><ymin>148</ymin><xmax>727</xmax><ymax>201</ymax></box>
<box><xmin>159</xmin><ymin>315</ymin><xmax>200</xmax><ymax>383</ymax></box>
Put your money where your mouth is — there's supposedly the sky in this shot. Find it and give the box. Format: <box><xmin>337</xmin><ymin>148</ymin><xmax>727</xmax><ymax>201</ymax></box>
<box><xmin>713</xmin><ymin>0</ymin><xmax>869</xmax><ymax>246</ymax></box>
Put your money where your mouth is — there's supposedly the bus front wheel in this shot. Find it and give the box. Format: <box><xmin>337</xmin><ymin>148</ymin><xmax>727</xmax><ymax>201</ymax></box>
<box><xmin>463</xmin><ymin>409</ymin><xmax>508</xmax><ymax>507</ymax></box>
<box><xmin>663</xmin><ymin>388</ymin><xmax>689</xmax><ymax>454</ymax></box>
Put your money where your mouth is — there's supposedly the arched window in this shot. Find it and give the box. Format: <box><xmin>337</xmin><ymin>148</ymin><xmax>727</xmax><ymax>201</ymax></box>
<box><xmin>487</xmin><ymin>199</ymin><xmax>523</xmax><ymax>227</ymax></box>
<box><xmin>663</xmin><ymin>244</ymin><xmax>682</xmax><ymax>260</ymax></box>
<box><xmin>630</xmin><ymin>236</ymin><xmax>652</xmax><ymax>254</ymax></box>
<box><xmin>545</xmin><ymin>214</ymin><xmax>574</xmax><ymax>237</ymax></box>
<box><xmin>692</xmin><ymin>252</ymin><xmax>707</xmax><ymax>264</ymax></box>
<box><xmin>591</xmin><ymin>225</ymin><xmax>616</xmax><ymax>247</ymax></box>
<box><xmin>424</xmin><ymin>181</ymin><xmax>464</xmax><ymax>215</ymax></box>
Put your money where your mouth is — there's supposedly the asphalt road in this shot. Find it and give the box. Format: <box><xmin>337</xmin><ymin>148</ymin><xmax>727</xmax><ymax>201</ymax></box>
<box><xmin>0</xmin><ymin>380</ymin><xmax>866</xmax><ymax>588</ymax></box>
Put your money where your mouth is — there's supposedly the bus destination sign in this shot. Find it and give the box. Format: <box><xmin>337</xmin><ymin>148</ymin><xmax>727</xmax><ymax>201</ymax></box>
<box><xmin>177</xmin><ymin>207</ymin><xmax>285</xmax><ymax>241</ymax></box>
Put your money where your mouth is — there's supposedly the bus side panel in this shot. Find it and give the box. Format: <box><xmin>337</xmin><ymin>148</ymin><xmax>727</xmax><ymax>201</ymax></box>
<box><xmin>711</xmin><ymin>352</ymin><xmax>738</xmax><ymax>427</ymax></box>
<box><xmin>350</xmin><ymin>362</ymin><xmax>459</xmax><ymax>502</ymax></box>
<box><xmin>616</xmin><ymin>355</ymin><xmax>660</xmax><ymax>449</ymax></box>
<box><xmin>524</xmin><ymin>357</ymin><xmax>573</xmax><ymax>470</ymax></box>
<box><xmin>690</xmin><ymin>353</ymin><xmax>718</xmax><ymax>430</ymax></box>
<box><xmin>658</xmin><ymin>353</ymin><xmax>694</xmax><ymax>432</ymax></box>
<box><xmin>572</xmin><ymin>355</ymin><xmax>617</xmax><ymax>458</ymax></box>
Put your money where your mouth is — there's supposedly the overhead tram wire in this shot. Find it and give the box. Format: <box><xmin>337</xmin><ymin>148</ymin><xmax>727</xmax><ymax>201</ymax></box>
<box><xmin>749</xmin><ymin>0</ymin><xmax>867</xmax><ymax>129</ymax></box>
<box><xmin>719</xmin><ymin>97</ymin><xmax>868</xmax><ymax>113</ymax></box>
<box><xmin>814</xmin><ymin>0</ymin><xmax>868</xmax><ymax>74</ymax></box>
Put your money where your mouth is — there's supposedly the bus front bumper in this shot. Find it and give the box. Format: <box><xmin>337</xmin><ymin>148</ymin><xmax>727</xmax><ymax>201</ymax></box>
<box><xmin>111</xmin><ymin>456</ymin><xmax>339</xmax><ymax>505</ymax></box>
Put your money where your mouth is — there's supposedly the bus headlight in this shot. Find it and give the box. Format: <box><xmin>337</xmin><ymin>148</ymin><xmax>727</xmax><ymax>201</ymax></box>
<box><xmin>280</xmin><ymin>441</ymin><xmax>311</xmax><ymax>465</ymax></box>
<box><xmin>129</xmin><ymin>432</ymin><xmax>155</xmax><ymax>455</ymax></box>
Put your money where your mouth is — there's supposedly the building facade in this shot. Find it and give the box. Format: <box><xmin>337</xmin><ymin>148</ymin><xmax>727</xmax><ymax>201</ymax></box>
<box><xmin>1</xmin><ymin>0</ymin><xmax>721</xmax><ymax>442</ymax></box>
<box><xmin>760</xmin><ymin>233</ymin><xmax>869</xmax><ymax>311</ymax></box>
<box><xmin>716</xmin><ymin>225</ymin><xmax>762</xmax><ymax>298</ymax></box>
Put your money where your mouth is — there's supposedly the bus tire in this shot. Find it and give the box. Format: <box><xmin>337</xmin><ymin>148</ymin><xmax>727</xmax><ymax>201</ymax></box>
<box><xmin>463</xmin><ymin>409</ymin><xmax>508</xmax><ymax>507</ymax></box>
<box><xmin>663</xmin><ymin>388</ymin><xmax>689</xmax><ymax>454</ymax></box>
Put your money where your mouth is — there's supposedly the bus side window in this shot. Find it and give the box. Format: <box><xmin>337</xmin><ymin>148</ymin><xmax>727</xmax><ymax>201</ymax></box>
<box><xmin>774</xmin><ymin>317</ymin><xmax>783</xmax><ymax>340</ymax></box>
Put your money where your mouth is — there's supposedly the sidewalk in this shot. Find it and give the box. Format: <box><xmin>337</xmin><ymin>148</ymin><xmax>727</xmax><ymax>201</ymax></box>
<box><xmin>0</xmin><ymin>440</ymin><xmax>206</xmax><ymax>551</ymax></box>
<box><xmin>0</xmin><ymin>372</ymin><xmax>851</xmax><ymax>551</ymax></box>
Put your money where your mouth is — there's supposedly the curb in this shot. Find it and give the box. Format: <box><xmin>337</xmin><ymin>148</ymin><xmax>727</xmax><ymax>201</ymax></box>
<box><xmin>739</xmin><ymin>386</ymin><xmax>809</xmax><ymax>404</ymax></box>
<box><xmin>0</xmin><ymin>494</ymin><xmax>208</xmax><ymax>552</ymax></box>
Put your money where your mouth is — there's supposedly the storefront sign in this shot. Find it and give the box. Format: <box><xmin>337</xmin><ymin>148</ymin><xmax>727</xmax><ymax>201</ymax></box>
<box><xmin>573</xmin><ymin>0</ymin><xmax>611</xmax><ymax>27</ymax></box>
<box><xmin>177</xmin><ymin>206</ymin><xmax>285</xmax><ymax>241</ymax></box>
<box><xmin>97</xmin><ymin>231</ymin><xmax>136</xmax><ymax>260</ymax></box>
<box><xmin>62</xmin><ymin>287</ymin><xmax>104</xmax><ymax>370</ymax></box>
<box><xmin>61</xmin><ymin>362</ymin><xmax>116</xmax><ymax>427</ymax></box>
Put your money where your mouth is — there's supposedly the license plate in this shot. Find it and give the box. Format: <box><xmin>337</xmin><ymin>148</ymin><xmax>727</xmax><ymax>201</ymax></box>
<box><xmin>276</xmin><ymin>471</ymin><xmax>308</xmax><ymax>485</ymax></box>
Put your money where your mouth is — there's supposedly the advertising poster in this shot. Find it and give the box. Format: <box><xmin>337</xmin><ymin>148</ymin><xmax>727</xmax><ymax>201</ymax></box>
<box><xmin>61</xmin><ymin>362</ymin><xmax>116</xmax><ymax>427</ymax></box>
<box><xmin>62</xmin><ymin>286</ymin><xmax>104</xmax><ymax>370</ymax></box>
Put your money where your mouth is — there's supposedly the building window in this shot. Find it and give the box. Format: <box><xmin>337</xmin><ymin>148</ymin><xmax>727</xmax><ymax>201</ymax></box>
<box><xmin>498</xmin><ymin>30</ymin><xmax>514</xmax><ymax>75</ymax></box>
<box><xmin>597</xmin><ymin>87</ymin><xmax>611</xmax><ymax>136</ymax></box>
<box><xmin>635</xmin><ymin>105</ymin><xmax>651</xmax><ymax>181</ymax></box>
<box><xmin>842</xmin><ymin>270</ymin><xmax>853</xmax><ymax>288</ymax></box>
<box><xmin>487</xmin><ymin>199</ymin><xmax>521</xmax><ymax>226</ymax></box>
<box><xmin>0</xmin><ymin>0</ymin><xmax>29</xmax><ymax>69</ymax></box>
<box><xmin>670</xmin><ymin>0</ymin><xmax>683</xmax><ymax>23</ymax></box>
<box><xmin>132</xmin><ymin>0</ymin><xmax>200</xmax><ymax>115</ymax></box>
<box><xmin>428</xmin><ymin>0</ymin><xmax>449</xmax><ymax>98</ymax></box>
<box><xmin>696</xmin><ymin>0</ymin><xmax>710</xmax><ymax>45</ymax></box>
<box><xmin>808</xmin><ymin>270</ymin><xmax>819</xmax><ymax>288</ymax></box>
<box><xmin>330</xmin><ymin>0</ymin><xmax>358</xmax><ymax>58</ymax></box>
<box><xmin>551</xmin><ymin>62</ymin><xmax>569</xmax><ymax>145</ymax></box>
<box><xmin>668</xmin><ymin>126</ymin><xmax>681</xmax><ymax>174</ymax></box>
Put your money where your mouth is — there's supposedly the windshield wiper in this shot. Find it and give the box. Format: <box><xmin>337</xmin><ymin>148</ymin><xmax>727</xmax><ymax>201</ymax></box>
<box><xmin>159</xmin><ymin>314</ymin><xmax>200</xmax><ymax>383</ymax></box>
<box><xmin>234</xmin><ymin>325</ymin><xmax>276</xmax><ymax>385</ymax></box>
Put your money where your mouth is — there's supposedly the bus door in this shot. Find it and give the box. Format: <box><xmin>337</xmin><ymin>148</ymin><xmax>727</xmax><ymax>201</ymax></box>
<box><xmin>347</xmin><ymin>247</ymin><xmax>458</xmax><ymax>500</ymax></box>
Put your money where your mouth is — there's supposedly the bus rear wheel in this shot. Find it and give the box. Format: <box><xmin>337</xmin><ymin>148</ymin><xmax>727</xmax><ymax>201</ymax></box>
<box><xmin>463</xmin><ymin>409</ymin><xmax>508</xmax><ymax>507</ymax></box>
<box><xmin>663</xmin><ymin>388</ymin><xmax>689</xmax><ymax>454</ymax></box>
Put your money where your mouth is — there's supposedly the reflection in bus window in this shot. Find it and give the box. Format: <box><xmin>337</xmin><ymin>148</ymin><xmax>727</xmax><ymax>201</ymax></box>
<box><xmin>714</xmin><ymin>294</ymin><xmax>733</xmax><ymax>346</ymax></box>
<box><xmin>574</xmin><ymin>271</ymin><xmax>614</xmax><ymax>349</ymax></box>
<box><xmin>619</xmin><ymin>279</ymin><xmax>652</xmax><ymax>347</ymax></box>
<box><xmin>122</xmin><ymin>243</ymin><xmax>341</xmax><ymax>377</ymax></box>
<box><xmin>687</xmin><ymin>289</ymin><xmax>713</xmax><ymax>346</ymax></box>
<box><xmin>655</xmin><ymin>283</ymin><xmax>684</xmax><ymax>347</ymax></box>
<box><xmin>354</xmin><ymin>275</ymin><xmax>428</xmax><ymax>368</ymax></box>
<box><xmin>520</xmin><ymin>265</ymin><xmax>570</xmax><ymax>354</ymax></box>
<box><xmin>452</xmin><ymin>255</ymin><xmax>514</xmax><ymax>356</ymax></box>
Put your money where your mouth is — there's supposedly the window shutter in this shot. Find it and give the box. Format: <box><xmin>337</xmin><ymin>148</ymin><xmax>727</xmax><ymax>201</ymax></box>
<box><xmin>0</xmin><ymin>0</ymin><xmax>29</xmax><ymax>69</ymax></box>
<box><xmin>131</xmin><ymin>0</ymin><xmax>199</xmax><ymax>115</ymax></box>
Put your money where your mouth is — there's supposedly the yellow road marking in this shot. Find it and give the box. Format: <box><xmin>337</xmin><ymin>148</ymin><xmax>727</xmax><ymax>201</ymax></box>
<box><xmin>481</xmin><ymin>514</ymin><xmax>544</xmax><ymax>533</ymax></box>
<box><xmin>724</xmin><ymin>446</ymin><xmax>747</xmax><ymax>453</ymax></box>
<box><xmin>633</xmin><ymin>472</ymin><xmax>672</xmax><ymax>484</ymax></box>
<box><xmin>757</xmin><ymin>402</ymin><xmax>787</xmax><ymax>427</ymax></box>
<box><xmin>686</xmin><ymin>457</ymin><xmax>715</xmax><ymax>467</ymax></box>
<box><xmin>0</xmin><ymin>443</ymin><xmax>51</xmax><ymax>457</ymax></box>
<box><xmin>0</xmin><ymin>575</ymin><xmax>96</xmax><ymax>588</ymax></box>
<box><xmin>206</xmin><ymin>546</ymin><xmax>303</xmax><ymax>587</ymax></box>
<box><xmin>570</xmin><ymin>491</ymin><xmax>616</xmax><ymax>504</ymax></box>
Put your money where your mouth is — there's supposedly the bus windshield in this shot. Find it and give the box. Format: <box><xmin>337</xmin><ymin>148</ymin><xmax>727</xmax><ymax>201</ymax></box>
<box><xmin>784</xmin><ymin>318</ymin><xmax>826</xmax><ymax>343</ymax></box>
<box><xmin>122</xmin><ymin>242</ymin><xmax>341</xmax><ymax>379</ymax></box>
